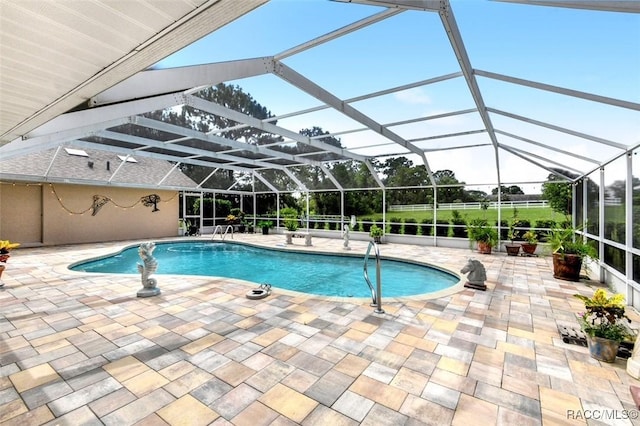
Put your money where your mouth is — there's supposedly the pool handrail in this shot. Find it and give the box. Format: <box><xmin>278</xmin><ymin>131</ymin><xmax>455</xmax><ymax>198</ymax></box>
<box><xmin>363</xmin><ymin>241</ymin><xmax>384</xmax><ymax>314</ymax></box>
<box><xmin>211</xmin><ymin>225</ymin><xmax>234</xmax><ymax>240</ymax></box>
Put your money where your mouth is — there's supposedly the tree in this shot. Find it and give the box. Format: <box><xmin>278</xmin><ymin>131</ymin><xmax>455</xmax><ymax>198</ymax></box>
<box><xmin>541</xmin><ymin>169</ymin><xmax>576</xmax><ymax>216</ymax></box>
<box><xmin>159</xmin><ymin>83</ymin><xmax>279</xmax><ymax>189</ymax></box>
<box><xmin>432</xmin><ymin>169</ymin><xmax>464</xmax><ymax>203</ymax></box>
<box><xmin>491</xmin><ymin>185</ymin><xmax>524</xmax><ymax>199</ymax></box>
<box><xmin>378</xmin><ymin>157</ymin><xmax>431</xmax><ymax>206</ymax></box>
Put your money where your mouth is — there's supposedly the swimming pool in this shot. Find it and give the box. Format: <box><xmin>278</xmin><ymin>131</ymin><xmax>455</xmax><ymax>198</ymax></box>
<box><xmin>70</xmin><ymin>241</ymin><xmax>459</xmax><ymax>298</ymax></box>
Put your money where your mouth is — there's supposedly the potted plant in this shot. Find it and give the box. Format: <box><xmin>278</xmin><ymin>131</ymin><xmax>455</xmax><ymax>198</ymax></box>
<box><xmin>369</xmin><ymin>224</ymin><xmax>383</xmax><ymax>243</ymax></box>
<box><xmin>0</xmin><ymin>240</ymin><xmax>20</xmax><ymax>263</ymax></box>
<box><xmin>521</xmin><ymin>230</ymin><xmax>538</xmax><ymax>255</ymax></box>
<box><xmin>0</xmin><ymin>240</ymin><xmax>20</xmax><ymax>283</ymax></box>
<box><xmin>467</xmin><ymin>219</ymin><xmax>498</xmax><ymax>254</ymax></box>
<box><xmin>258</xmin><ymin>220</ymin><xmax>274</xmax><ymax>235</ymax></box>
<box><xmin>575</xmin><ymin>289</ymin><xmax>633</xmax><ymax>362</ymax></box>
<box><xmin>504</xmin><ymin>217</ymin><xmax>521</xmax><ymax>256</ymax></box>
<box><xmin>548</xmin><ymin>226</ymin><xmax>597</xmax><ymax>281</ymax></box>
<box><xmin>284</xmin><ymin>218</ymin><xmax>299</xmax><ymax>232</ymax></box>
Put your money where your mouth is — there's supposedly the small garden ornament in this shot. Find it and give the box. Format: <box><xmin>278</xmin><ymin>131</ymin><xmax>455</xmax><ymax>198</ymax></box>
<box><xmin>137</xmin><ymin>242</ymin><xmax>161</xmax><ymax>297</ymax></box>
<box><xmin>343</xmin><ymin>224</ymin><xmax>351</xmax><ymax>250</ymax></box>
<box><xmin>460</xmin><ymin>258</ymin><xmax>487</xmax><ymax>291</ymax></box>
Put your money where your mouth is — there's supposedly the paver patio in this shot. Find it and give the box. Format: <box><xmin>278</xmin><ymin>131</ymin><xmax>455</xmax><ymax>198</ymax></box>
<box><xmin>1</xmin><ymin>234</ymin><xmax>639</xmax><ymax>425</ymax></box>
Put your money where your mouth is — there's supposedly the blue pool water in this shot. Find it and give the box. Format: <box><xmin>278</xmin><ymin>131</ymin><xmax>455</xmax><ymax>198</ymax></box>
<box><xmin>70</xmin><ymin>242</ymin><xmax>459</xmax><ymax>297</ymax></box>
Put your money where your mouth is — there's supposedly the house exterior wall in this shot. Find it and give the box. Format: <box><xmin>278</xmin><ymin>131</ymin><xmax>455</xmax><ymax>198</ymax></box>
<box><xmin>0</xmin><ymin>183</ymin><xmax>179</xmax><ymax>246</ymax></box>
<box><xmin>0</xmin><ymin>183</ymin><xmax>42</xmax><ymax>244</ymax></box>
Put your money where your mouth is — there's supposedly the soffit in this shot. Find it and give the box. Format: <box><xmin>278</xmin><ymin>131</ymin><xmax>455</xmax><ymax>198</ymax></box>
<box><xmin>0</xmin><ymin>0</ymin><xmax>267</xmax><ymax>144</ymax></box>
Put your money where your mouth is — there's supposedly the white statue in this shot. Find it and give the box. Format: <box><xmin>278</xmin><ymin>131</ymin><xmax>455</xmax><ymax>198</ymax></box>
<box><xmin>137</xmin><ymin>242</ymin><xmax>161</xmax><ymax>297</ymax></box>
<box><xmin>627</xmin><ymin>332</ymin><xmax>640</xmax><ymax>379</ymax></box>
<box><xmin>343</xmin><ymin>224</ymin><xmax>351</xmax><ymax>250</ymax></box>
<box><xmin>460</xmin><ymin>258</ymin><xmax>487</xmax><ymax>291</ymax></box>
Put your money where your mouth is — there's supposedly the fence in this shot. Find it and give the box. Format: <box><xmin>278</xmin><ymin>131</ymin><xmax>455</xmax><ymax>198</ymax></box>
<box><xmin>389</xmin><ymin>200</ymin><xmax>549</xmax><ymax>212</ymax></box>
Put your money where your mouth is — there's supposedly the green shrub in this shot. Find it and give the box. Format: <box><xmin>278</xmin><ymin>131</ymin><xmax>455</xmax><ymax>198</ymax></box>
<box><xmin>435</xmin><ymin>219</ymin><xmax>449</xmax><ymax>237</ymax></box>
<box><xmin>450</xmin><ymin>210</ymin><xmax>467</xmax><ymax>238</ymax></box>
<box><xmin>404</xmin><ymin>218</ymin><xmax>418</xmax><ymax>235</ymax></box>
<box><xmin>420</xmin><ymin>218</ymin><xmax>433</xmax><ymax>236</ymax></box>
<box><xmin>389</xmin><ymin>217</ymin><xmax>402</xmax><ymax>234</ymax></box>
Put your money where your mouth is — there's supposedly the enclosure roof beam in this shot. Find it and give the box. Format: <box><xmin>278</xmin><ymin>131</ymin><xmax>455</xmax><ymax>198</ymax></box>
<box><xmin>70</xmin><ymin>140</ymin><xmax>260</xmax><ymax>176</ymax></box>
<box><xmin>498</xmin><ymin>143</ymin><xmax>585</xmax><ymax>175</ymax></box>
<box><xmin>364</xmin><ymin>159</ymin><xmax>385</xmax><ymax>188</ymax></box>
<box><xmin>309</xmin><ymin>108</ymin><xmax>478</xmax><ymax>140</ymax></box>
<box><xmin>332</xmin><ymin>0</ymin><xmax>444</xmax><ymax>12</ymax></box>
<box><xmin>275</xmin><ymin>8</ymin><xmax>402</xmax><ymax>60</ymax></box>
<box><xmin>97</xmin><ymin>130</ymin><xmax>291</xmax><ymax>171</ymax></box>
<box><xmin>89</xmin><ymin>57</ymin><xmax>276</xmax><ymax>107</ymax></box>
<box><xmin>196</xmin><ymin>168</ymin><xmax>220</xmax><ymax>189</ymax></box>
<box><xmin>134</xmin><ymin>115</ymin><xmax>328</xmax><ymax>168</ymax></box>
<box><xmin>488</xmin><ymin>108</ymin><xmax>629</xmax><ymax>150</ymax></box>
<box><xmin>185</xmin><ymin>94</ymin><xmax>369</xmax><ymax>163</ymax></box>
<box><xmin>271</xmin><ymin>60</ymin><xmax>436</xmax><ymax>185</ymax></box>
<box><xmin>492</xmin><ymin>0</ymin><xmax>640</xmax><ymax>13</ymax></box>
<box><xmin>407</xmin><ymin>129</ymin><xmax>486</xmax><ymax>143</ymax></box>
<box><xmin>494</xmin><ymin>129</ymin><xmax>601</xmax><ymax>165</ymax></box>
<box><xmin>22</xmin><ymin>93</ymin><xmax>185</xmax><ymax>140</ymax></box>
<box><xmin>215</xmin><ymin>72</ymin><xmax>464</xmax><ymax>135</ymax></box>
<box><xmin>283</xmin><ymin>168</ymin><xmax>308</xmax><ymax>192</ymax></box>
<box><xmin>252</xmin><ymin>171</ymin><xmax>280</xmax><ymax>193</ymax></box>
<box><xmin>475</xmin><ymin>70</ymin><xmax>640</xmax><ymax>111</ymax></box>
<box><xmin>318</xmin><ymin>164</ymin><xmax>344</xmax><ymax>191</ymax></box>
<box><xmin>0</xmin><ymin>117</ymin><xmax>133</xmax><ymax>161</ymax></box>
<box><xmin>498</xmin><ymin>144</ymin><xmax>580</xmax><ymax>181</ymax></box>
<box><xmin>438</xmin><ymin>0</ymin><xmax>502</xmax><ymax>185</ymax></box>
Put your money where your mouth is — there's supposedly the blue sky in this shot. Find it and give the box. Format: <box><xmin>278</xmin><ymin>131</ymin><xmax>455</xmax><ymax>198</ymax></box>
<box><xmin>155</xmin><ymin>0</ymin><xmax>640</xmax><ymax>191</ymax></box>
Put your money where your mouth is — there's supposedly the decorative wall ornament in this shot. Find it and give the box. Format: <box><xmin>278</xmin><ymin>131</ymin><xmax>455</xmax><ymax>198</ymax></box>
<box><xmin>47</xmin><ymin>184</ymin><xmax>177</xmax><ymax>215</ymax></box>
<box><xmin>141</xmin><ymin>194</ymin><xmax>160</xmax><ymax>212</ymax></box>
<box><xmin>92</xmin><ymin>195</ymin><xmax>111</xmax><ymax>216</ymax></box>
<box><xmin>137</xmin><ymin>242</ymin><xmax>160</xmax><ymax>297</ymax></box>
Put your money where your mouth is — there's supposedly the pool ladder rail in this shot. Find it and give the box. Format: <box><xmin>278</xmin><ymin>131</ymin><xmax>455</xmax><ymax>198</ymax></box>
<box><xmin>363</xmin><ymin>241</ymin><xmax>384</xmax><ymax>314</ymax></box>
<box><xmin>211</xmin><ymin>225</ymin><xmax>234</xmax><ymax>240</ymax></box>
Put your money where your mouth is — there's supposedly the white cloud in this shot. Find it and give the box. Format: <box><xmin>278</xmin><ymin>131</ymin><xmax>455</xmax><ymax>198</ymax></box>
<box><xmin>394</xmin><ymin>88</ymin><xmax>432</xmax><ymax>105</ymax></box>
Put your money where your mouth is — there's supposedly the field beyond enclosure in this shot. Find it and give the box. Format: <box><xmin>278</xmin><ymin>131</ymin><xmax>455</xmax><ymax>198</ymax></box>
<box><xmin>369</xmin><ymin>206</ymin><xmax>563</xmax><ymax>224</ymax></box>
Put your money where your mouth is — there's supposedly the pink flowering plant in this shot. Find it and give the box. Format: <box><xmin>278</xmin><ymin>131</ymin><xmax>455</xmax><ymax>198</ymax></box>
<box><xmin>575</xmin><ymin>289</ymin><xmax>633</xmax><ymax>342</ymax></box>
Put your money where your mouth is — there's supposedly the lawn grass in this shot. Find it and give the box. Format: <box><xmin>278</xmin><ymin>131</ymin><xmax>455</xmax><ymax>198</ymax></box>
<box><xmin>362</xmin><ymin>207</ymin><xmax>566</xmax><ymax>225</ymax></box>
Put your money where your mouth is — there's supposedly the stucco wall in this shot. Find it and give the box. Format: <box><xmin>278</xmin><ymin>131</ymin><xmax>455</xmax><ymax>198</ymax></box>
<box><xmin>0</xmin><ymin>183</ymin><xmax>179</xmax><ymax>246</ymax></box>
<box><xmin>0</xmin><ymin>183</ymin><xmax>42</xmax><ymax>244</ymax></box>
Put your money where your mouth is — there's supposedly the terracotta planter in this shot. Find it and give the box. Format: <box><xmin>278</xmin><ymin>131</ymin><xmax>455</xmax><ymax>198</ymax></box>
<box><xmin>477</xmin><ymin>241</ymin><xmax>492</xmax><ymax>254</ymax></box>
<box><xmin>0</xmin><ymin>264</ymin><xmax>4</xmax><ymax>279</ymax></box>
<box><xmin>586</xmin><ymin>335</ymin><xmax>619</xmax><ymax>363</ymax></box>
<box><xmin>552</xmin><ymin>253</ymin><xmax>582</xmax><ymax>281</ymax></box>
<box><xmin>521</xmin><ymin>243</ymin><xmax>537</xmax><ymax>255</ymax></box>
<box><xmin>505</xmin><ymin>244</ymin><xmax>520</xmax><ymax>256</ymax></box>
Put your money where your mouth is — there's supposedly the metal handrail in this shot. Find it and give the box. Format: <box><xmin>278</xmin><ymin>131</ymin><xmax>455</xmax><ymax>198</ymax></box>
<box><xmin>211</xmin><ymin>225</ymin><xmax>234</xmax><ymax>240</ymax></box>
<box><xmin>211</xmin><ymin>225</ymin><xmax>223</xmax><ymax>240</ymax></box>
<box><xmin>363</xmin><ymin>241</ymin><xmax>384</xmax><ymax>313</ymax></box>
<box><xmin>222</xmin><ymin>225</ymin><xmax>234</xmax><ymax>240</ymax></box>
